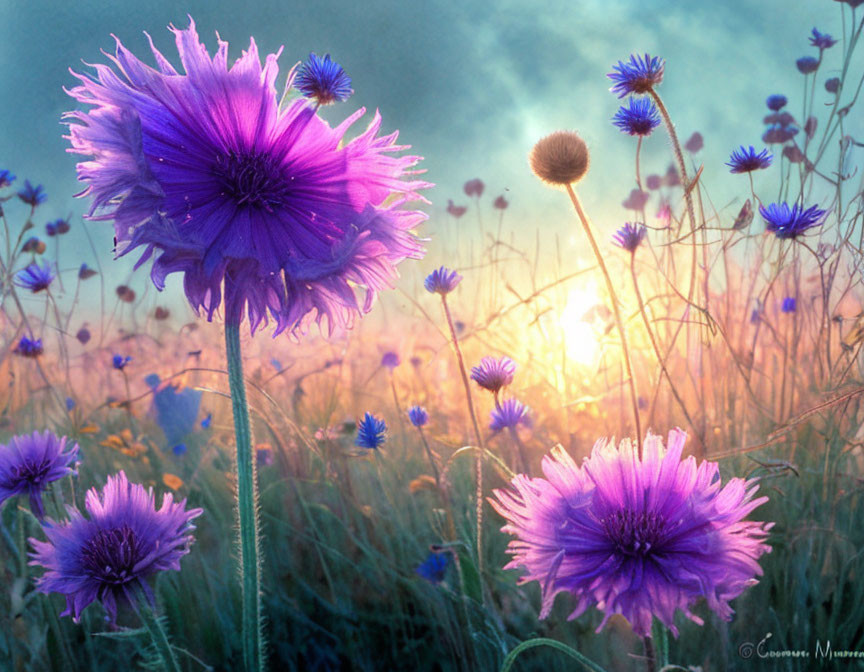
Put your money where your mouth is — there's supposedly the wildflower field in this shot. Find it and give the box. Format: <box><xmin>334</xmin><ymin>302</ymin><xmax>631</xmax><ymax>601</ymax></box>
<box><xmin>1</xmin><ymin>1</ymin><xmax>864</xmax><ymax>670</ymax></box>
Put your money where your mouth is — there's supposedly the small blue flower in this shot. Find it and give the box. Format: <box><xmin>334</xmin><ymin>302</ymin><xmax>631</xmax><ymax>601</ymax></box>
<box><xmin>257</xmin><ymin>446</ymin><xmax>274</xmax><ymax>467</ymax></box>
<box><xmin>14</xmin><ymin>336</ymin><xmax>43</xmax><ymax>358</ymax></box>
<box><xmin>45</xmin><ymin>219</ymin><xmax>70</xmax><ymax>237</ymax></box>
<box><xmin>760</xmin><ymin>202</ymin><xmax>827</xmax><ymax>239</ymax></box>
<box><xmin>65</xmin><ymin>397</ymin><xmax>76</xmax><ymax>411</ymax></box>
<box><xmin>796</xmin><ymin>56</ymin><xmax>820</xmax><ymax>75</ymax></box>
<box><xmin>78</xmin><ymin>263</ymin><xmax>98</xmax><ymax>280</ymax></box>
<box><xmin>825</xmin><ymin>77</ymin><xmax>841</xmax><ymax>94</ymax></box>
<box><xmin>172</xmin><ymin>443</ymin><xmax>187</xmax><ymax>456</ymax></box>
<box><xmin>612</xmin><ymin>222</ymin><xmax>647</xmax><ymax>253</ymax></box>
<box><xmin>416</xmin><ymin>551</ymin><xmax>450</xmax><ymax>584</ymax></box>
<box><xmin>408</xmin><ymin>406</ymin><xmax>429</xmax><ymax>427</ymax></box>
<box><xmin>112</xmin><ymin>354</ymin><xmax>132</xmax><ymax>370</ymax></box>
<box><xmin>0</xmin><ymin>169</ymin><xmax>15</xmax><ymax>188</ymax></box>
<box><xmin>355</xmin><ymin>412</ymin><xmax>387</xmax><ymax>449</ymax></box>
<box><xmin>17</xmin><ymin>180</ymin><xmax>45</xmax><ymax>206</ymax></box>
<box><xmin>766</xmin><ymin>94</ymin><xmax>787</xmax><ymax>111</ymax></box>
<box><xmin>201</xmin><ymin>413</ymin><xmax>212</xmax><ymax>429</ymax></box>
<box><xmin>381</xmin><ymin>351</ymin><xmax>401</xmax><ymax>369</ymax></box>
<box><xmin>726</xmin><ymin>146</ymin><xmax>773</xmax><ymax>174</ymax></box>
<box><xmin>424</xmin><ymin>266</ymin><xmax>462</xmax><ymax>295</ymax></box>
<box><xmin>781</xmin><ymin>297</ymin><xmax>797</xmax><ymax>313</ymax></box>
<box><xmin>15</xmin><ymin>261</ymin><xmax>55</xmax><ymax>292</ymax></box>
<box><xmin>750</xmin><ymin>309</ymin><xmax>761</xmax><ymax>325</ymax></box>
<box><xmin>612</xmin><ymin>98</ymin><xmax>661</xmax><ymax>137</ymax></box>
<box><xmin>809</xmin><ymin>28</ymin><xmax>836</xmax><ymax>50</ymax></box>
<box><xmin>490</xmin><ymin>399</ymin><xmax>532</xmax><ymax>432</ymax></box>
<box><xmin>607</xmin><ymin>53</ymin><xmax>665</xmax><ymax>98</ymax></box>
<box><xmin>295</xmin><ymin>53</ymin><xmax>353</xmax><ymax>106</ymax></box>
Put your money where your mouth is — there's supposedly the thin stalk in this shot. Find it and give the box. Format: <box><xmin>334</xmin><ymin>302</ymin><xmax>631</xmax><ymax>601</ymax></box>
<box><xmin>133</xmin><ymin>592</ymin><xmax>182</xmax><ymax>672</ymax></box>
<box><xmin>440</xmin><ymin>294</ymin><xmax>486</xmax><ymax>580</ymax></box>
<box><xmin>565</xmin><ymin>184</ymin><xmax>642</xmax><ymax>453</ymax></box>
<box><xmin>416</xmin><ymin>426</ymin><xmax>441</xmax><ymax>488</ymax></box>
<box><xmin>643</xmin><ymin>635</ymin><xmax>657</xmax><ymax>672</ymax></box>
<box><xmin>224</xmin><ymin>322</ymin><xmax>264</xmax><ymax>672</ymax></box>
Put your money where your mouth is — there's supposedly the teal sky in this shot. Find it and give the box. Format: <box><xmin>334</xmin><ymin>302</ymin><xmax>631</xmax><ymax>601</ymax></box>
<box><xmin>0</xmin><ymin>0</ymin><xmax>859</xmax><ymax>314</ymax></box>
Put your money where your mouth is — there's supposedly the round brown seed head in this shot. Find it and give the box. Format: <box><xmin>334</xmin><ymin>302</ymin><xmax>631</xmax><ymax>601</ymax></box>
<box><xmin>529</xmin><ymin>131</ymin><xmax>590</xmax><ymax>186</ymax></box>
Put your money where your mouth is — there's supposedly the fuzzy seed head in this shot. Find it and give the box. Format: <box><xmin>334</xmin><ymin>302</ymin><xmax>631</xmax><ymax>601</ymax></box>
<box><xmin>529</xmin><ymin>131</ymin><xmax>590</xmax><ymax>186</ymax></box>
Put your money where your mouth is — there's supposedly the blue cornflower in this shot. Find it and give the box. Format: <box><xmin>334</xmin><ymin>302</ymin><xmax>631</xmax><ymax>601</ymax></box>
<box><xmin>295</xmin><ymin>53</ymin><xmax>353</xmax><ymax>106</ymax></box>
<box><xmin>78</xmin><ymin>263</ymin><xmax>97</xmax><ymax>280</ymax></box>
<box><xmin>612</xmin><ymin>98</ymin><xmax>661</xmax><ymax>137</ymax></box>
<box><xmin>810</xmin><ymin>28</ymin><xmax>837</xmax><ymax>50</ymax></box>
<box><xmin>65</xmin><ymin>398</ymin><xmax>76</xmax><ymax>411</ymax></box>
<box><xmin>470</xmin><ymin>356</ymin><xmax>516</xmax><ymax>393</ymax></box>
<box><xmin>0</xmin><ymin>169</ymin><xmax>15</xmax><ymax>187</ymax></box>
<box><xmin>172</xmin><ymin>443</ymin><xmax>187</xmax><ymax>456</ymax></box>
<box><xmin>15</xmin><ymin>261</ymin><xmax>55</xmax><ymax>292</ymax></box>
<box><xmin>781</xmin><ymin>297</ymin><xmax>797</xmax><ymax>313</ymax></box>
<box><xmin>17</xmin><ymin>180</ymin><xmax>46</xmax><ymax>206</ymax></box>
<box><xmin>257</xmin><ymin>446</ymin><xmax>274</xmax><ymax>467</ymax></box>
<box><xmin>381</xmin><ymin>351</ymin><xmax>401</xmax><ymax>369</ymax></box>
<box><xmin>30</xmin><ymin>471</ymin><xmax>202</xmax><ymax>623</ymax></box>
<box><xmin>112</xmin><ymin>354</ymin><xmax>132</xmax><ymax>370</ymax></box>
<box><xmin>416</xmin><ymin>551</ymin><xmax>450</xmax><ymax>584</ymax></box>
<box><xmin>45</xmin><ymin>219</ymin><xmax>70</xmax><ymax>237</ymax></box>
<box><xmin>355</xmin><ymin>412</ymin><xmax>387</xmax><ymax>449</ymax></box>
<box><xmin>825</xmin><ymin>77</ymin><xmax>841</xmax><ymax>94</ymax></box>
<box><xmin>14</xmin><ymin>336</ymin><xmax>43</xmax><ymax>358</ymax></box>
<box><xmin>424</xmin><ymin>266</ymin><xmax>462</xmax><ymax>295</ymax></box>
<box><xmin>0</xmin><ymin>431</ymin><xmax>79</xmax><ymax>519</ymax></box>
<box><xmin>408</xmin><ymin>406</ymin><xmax>429</xmax><ymax>427</ymax></box>
<box><xmin>490</xmin><ymin>398</ymin><xmax>532</xmax><ymax>432</ymax></box>
<box><xmin>201</xmin><ymin>413</ymin><xmax>212</xmax><ymax>429</ymax></box>
<box><xmin>766</xmin><ymin>94</ymin><xmax>787</xmax><ymax>111</ymax></box>
<box><xmin>607</xmin><ymin>53</ymin><xmax>665</xmax><ymax>97</ymax></box>
<box><xmin>612</xmin><ymin>222</ymin><xmax>647</xmax><ymax>253</ymax></box>
<box><xmin>760</xmin><ymin>202</ymin><xmax>827</xmax><ymax>239</ymax></box>
<box><xmin>796</xmin><ymin>56</ymin><xmax>820</xmax><ymax>75</ymax></box>
<box><xmin>726</xmin><ymin>146</ymin><xmax>773</xmax><ymax>173</ymax></box>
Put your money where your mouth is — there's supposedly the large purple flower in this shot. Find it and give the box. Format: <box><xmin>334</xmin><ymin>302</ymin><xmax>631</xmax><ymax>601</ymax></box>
<box><xmin>490</xmin><ymin>430</ymin><xmax>772</xmax><ymax>637</ymax></box>
<box><xmin>65</xmin><ymin>20</ymin><xmax>429</xmax><ymax>337</ymax></box>
<box><xmin>30</xmin><ymin>471</ymin><xmax>202</xmax><ymax>623</ymax></box>
<box><xmin>0</xmin><ymin>431</ymin><xmax>79</xmax><ymax>519</ymax></box>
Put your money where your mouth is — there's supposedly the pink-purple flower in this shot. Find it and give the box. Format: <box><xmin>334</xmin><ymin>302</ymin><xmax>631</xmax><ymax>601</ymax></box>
<box><xmin>490</xmin><ymin>430</ymin><xmax>772</xmax><ymax>637</ymax></box>
<box><xmin>471</xmin><ymin>356</ymin><xmax>516</xmax><ymax>393</ymax></box>
<box><xmin>65</xmin><ymin>19</ymin><xmax>429</xmax><ymax>337</ymax></box>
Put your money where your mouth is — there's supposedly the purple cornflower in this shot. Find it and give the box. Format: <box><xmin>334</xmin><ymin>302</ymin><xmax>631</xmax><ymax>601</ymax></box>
<box><xmin>408</xmin><ymin>406</ymin><xmax>429</xmax><ymax>427</ymax></box>
<box><xmin>470</xmin><ymin>356</ymin><xmax>516</xmax><ymax>393</ymax></box>
<box><xmin>0</xmin><ymin>169</ymin><xmax>15</xmax><ymax>187</ymax></box>
<box><xmin>766</xmin><ymin>94</ymin><xmax>787</xmax><ymax>111</ymax></box>
<box><xmin>14</xmin><ymin>336</ymin><xmax>44</xmax><ymax>358</ymax></box>
<box><xmin>490</xmin><ymin>430</ymin><xmax>772</xmax><ymax>637</ymax></box>
<box><xmin>796</xmin><ymin>56</ymin><xmax>820</xmax><ymax>74</ymax></box>
<box><xmin>762</xmin><ymin>125</ymin><xmax>799</xmax><ymax>145</ymax></box>
<box><xmin>493</xmin><ymin>195</ymin><xmax>509</xmax><ymax>210</ymax></box>
<box><xmin>764</xmin><ymin>112</ymin><xmax>795</xmax><ymax>127</ymax></box>
<box><xmin>381</xmin><ymin>351</ymin><xmax>401</xmax><ymax>369</ymax></box>
<box><xmin>416</xmin><ymin>551</ymin><xmax>450</xmax><ymax>584</ymax></box>
<box><xmin>424</xmin><ymin>266</ymin><xmax>462</xmax><ymax>295</ymax></box>
<box><xmin>825</xmin><ymin>77</ymin><xmax>841</xmax><ymax>94</ymax></box>
<box><xmin>112</xmin><ymin>355</ymin><xmax>132</xmax><ymax>370</ymax></box>
<box><xmin>355</xmin><ymin>412</ymin><xmax>387</xmax><ymax>449</ymax></box>
<box><xmin>781</xmin><ymin>297</ymin><xmax>797</xmax><ymax>313</ymax></box>
<box><xmin>612</xmin><ymin>222</ymin><xmax>647</xmax><ymax>253</ymax></box>
<box><xmin>45</xmin><ymin>219</ymin><xmax>70</xmax><ymax>237</ymax></box>
<box><xmin>15</xmin><ymin>261</ymin><xmax>55</xmax><ymax>292</ymax></box>
<box><xmin>810</xmin><ymin>28</ymin><xmax>837</xmax><ymax>50</ymax></box>
<box><xmin>294</xmin><ymin>53</ymin><xmax>353</xmax><ymax>106</ymax></box>
<box><xmin>622</xmin><ymin>189</ymin><xmax>650</xmax><ymax>211</ymax></box>
<box><xmin>726</xmin><ymin>146</ymin><xmax>773</xmax><ymax>173</ymax></box>
<box><xmin>490</xmin><ymin>399</ymin><xmax>532</xmax><ymax>432</ymax></box>
<box><xmin>612</xmin><ymin>98</ymin><xmax>661</xmax><ymax>137</ymax></box>
<box><xmin>607</xmin><ymin>54</ymin><xmax>665</xmax><ymax>97</ymax></box>
<box><xmin>684</xmin><ymin>132</ymin><xmax>703</xmax><ymax>153</ymax></box>
<box><xmin>29</xmin><ymin>471</ymin><xmax>201</xmax><ymax>623</ymax></box>
<box><xmin>760</xmin><ymin>202</ymin><xmax>827</xmax><ymax>239</ymax></box>
<box><xmin>66</xmin><ymin>20</ymin><xmax>429</xmax><ymax>338</ymax></box>
<box><xmin>17</xmin><ymin>180</ymin><xmax>46</xmax><ymax>207</ymax></box>
<box><xmin>78</xmin><ymin>263</ymin><xmax>98</xmax><ymax>280</ymax></box>
<box><xmin>464</xmin><ymin>178</ymin><xmax>485</xmax><ymax>198</ymax></box>
<box><xmin>0</xmin><ymin>431</ymin><xmax>79</xmax><ymax>519</ymax></box>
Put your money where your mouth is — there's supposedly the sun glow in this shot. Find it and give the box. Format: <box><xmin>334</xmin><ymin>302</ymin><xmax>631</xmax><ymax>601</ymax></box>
<box><xmin>559</xmin><ymin>285</ymin><xmax>606</xmax><ymax>366</ymax></box>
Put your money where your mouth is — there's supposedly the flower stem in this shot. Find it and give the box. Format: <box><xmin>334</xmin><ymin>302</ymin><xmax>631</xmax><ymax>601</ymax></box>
<box><xmin>642</xmin><ymin>635</ymin><xmax>657</xmax><ymax>672</ymax></box>
<box><xmin>500</xmin><ymin>637</ymin><xmax>608</xmax><ymax>672</ymax></box>
<box><xmin>440</xmin><ymin>294</ymin><xmax>486</xmax><ymax>580</ymax></box>
<box><xmin>565</xmin><ymin>184</ymin><xmax>642</xmax><ymax>454</ymax></box>
<box><xmin>225</xmin><ymin>322</ymin><xmax>264</xmax><ymax>672</ymax></box>
<box><xmin>134</xmin><ymin>591</ymin><xmax>181</xmax><ymax>672</ymax></box>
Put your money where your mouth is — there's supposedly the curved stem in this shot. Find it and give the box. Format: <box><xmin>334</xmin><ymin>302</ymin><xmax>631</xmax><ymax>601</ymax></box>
<box><xmin>440</xmin><ymin>295</ymin><xmax>486</xmax><ymax>580</ymax></box>
<box><xmin>500</xmin><ymin>638</ymin><xmax>608</xmax><ymax>672</ymax></box>
<box><xmin>565</xmin><ymin>184</ymin><xmax>642</xmax><ymax>454</ymax></box>
<box><xmin>225</xmin><ymin>323</ymin><xmax>264</xmax><ymax>672</ymax></box>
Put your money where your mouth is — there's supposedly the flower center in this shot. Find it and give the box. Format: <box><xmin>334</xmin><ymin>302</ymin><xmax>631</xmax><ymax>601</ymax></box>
<box><xmin>213</xmin><ymin>151</ymin><xmax>288</xmax><ymax>212</ymax></box>
<box><xmin>601</xmin><ymin>510</ymin><xmax>666</xmax><ymax>557</ymax></box>
<box><xmin>81</xmin><ymin>525</ymin><xmax>141</xmax><ymax>585</ymax></box>
<box><xmin>10</xmin><ymin>458</ymin><xmax>51</xmax><ymax>485</ymax></box>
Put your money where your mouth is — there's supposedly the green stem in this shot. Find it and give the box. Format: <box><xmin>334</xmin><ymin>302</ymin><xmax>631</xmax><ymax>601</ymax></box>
<box><xmin>225</xmin><ymin>323</ymin><xmax>264</xmax><ymax>672</ymax></box>
<box><xmin>134</xmin><ymin>592</ymin><xmax>182</xmax><ymax>672</ymax></box>
<box><xmin>651</xmin><ymin>618</ymin><xmax>669</xmax><ymax>670</ymax></box>
<box><xmin>500</xmin><ymin>638</ymin><xmax>608</xmax><ymax>672</ymax></box>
